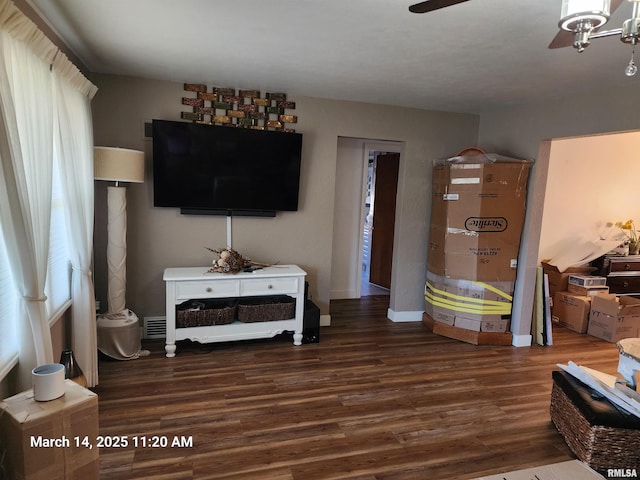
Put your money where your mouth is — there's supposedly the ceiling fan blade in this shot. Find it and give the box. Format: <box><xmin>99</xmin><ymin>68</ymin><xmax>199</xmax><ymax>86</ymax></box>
<box><xmin>610</xmin><ymin>0</ymin><xmax>623</xmax><ymax>14</ymax></box>
<box><xmin>548</xmin><ymin>30</ymin><xmax>575</xmax><ymax>49</ymax></box>
<box><xmin>409</xmin><ymin>0</ymin><xmax>470</xmax><ymax>14</ymax></box>
<box><xmin>548</xmin><ymin>0</ymin><xmax>624</xmax><ymax>49</ymax></box>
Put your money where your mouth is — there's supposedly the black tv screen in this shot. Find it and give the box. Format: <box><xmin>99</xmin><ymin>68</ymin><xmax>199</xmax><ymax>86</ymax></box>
<box><xmin>152</xmin><ymin>119</ymin><xmax>302</xmax><ymax>214</ymax></box>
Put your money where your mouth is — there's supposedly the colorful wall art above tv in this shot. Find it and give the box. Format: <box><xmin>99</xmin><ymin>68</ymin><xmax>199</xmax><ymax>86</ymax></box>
<box><xmin>152</xmin><ymin>119</ymin><xmax>303</xmax><ymax>216</ymax></box>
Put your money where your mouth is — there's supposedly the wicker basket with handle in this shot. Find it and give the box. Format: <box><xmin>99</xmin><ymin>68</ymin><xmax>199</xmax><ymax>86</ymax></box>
<box><xmin>176</xmin><ymin>299</ymin><xmax>236</xmax><ymax>328</ymax></box>
<box><xmin>237</xmin><ymin>296</ymin><xmax>295</xmax><ymax>323</ymax></box>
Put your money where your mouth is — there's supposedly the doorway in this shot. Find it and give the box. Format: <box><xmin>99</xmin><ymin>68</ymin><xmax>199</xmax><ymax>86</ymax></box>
<box><xmin>362</xmin><ymin>150</ymin><xmax>400</xmax><ymax>296</ymax></box>
<box><xmin>330</xmin><ymin>138</ymin><xmax>403</xmax><ymax>301</ymax></box>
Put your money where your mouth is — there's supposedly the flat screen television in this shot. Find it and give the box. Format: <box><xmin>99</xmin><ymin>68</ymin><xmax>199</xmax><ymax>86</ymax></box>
<box><xmin>152</xmin><ymin>119</ymin><xmax>303</xmax><ymax>216</ymax></box>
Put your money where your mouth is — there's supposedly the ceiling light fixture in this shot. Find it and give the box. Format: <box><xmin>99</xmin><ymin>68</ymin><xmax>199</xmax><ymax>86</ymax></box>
<box><xmin>557</xmin><ymin>0</ymin><xmax>640</xmax><ymax>75</ymax></box>
<box><xmin>625</xmin><ymin>44</ymin><xmax>638</xmax><ymax>75</ymax></box>
<box><xmin>559</xmin><ymin>0</ymin><xmax>612</xmax><ymax>52</ymax></box>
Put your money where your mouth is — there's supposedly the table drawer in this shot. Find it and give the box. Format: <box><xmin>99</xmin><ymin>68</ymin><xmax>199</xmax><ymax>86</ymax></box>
<box><xmin>606</xmin><ymin>275</ymin><xmax>640</xmax><ymax>294</ymax></box>
<box><xmin>175</xmin><ymin>279</ymin><xmax>240</xmax><ymax>300</ymax></box>
<box><xmin>241</xmin><ymin>277</ymin><xmax>299</xmax><ymax>296</ymax></box>
<box><xmin>608</xmin><ymin>259</ymin><xmax>640</xmax><ymax>273</ymax></box>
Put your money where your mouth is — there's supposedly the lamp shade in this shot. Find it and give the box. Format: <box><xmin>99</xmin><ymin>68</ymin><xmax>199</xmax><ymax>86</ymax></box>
<box><xmin>94</xmin><ymin>146</ymin><xmax>145</xmax><ymax>183</ymax></box>
<box><xmin>560</xmin><ymin>0</ymin><xmax>611</xmax><ymax>31</ymax></box>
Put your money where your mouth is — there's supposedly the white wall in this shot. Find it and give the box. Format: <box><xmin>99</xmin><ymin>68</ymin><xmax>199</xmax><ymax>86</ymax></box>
<box><xmin>91</xmin><ymin>74</ymin><xmax>480</xmax><ymax>322</ymax></box>
<box><xmin>331</xmin><ymin>137</ymin><xmax>365</xmax><ymax>299</ymax></box>
<box><xmin>479</xmin><ymin>84</ymin><xmax>640</xmax><ymax>161</ymax></box>
<box><xmin>539</xmin><ymin>131</ymin><xmax>640</xmax><ymax>262</ymax></box>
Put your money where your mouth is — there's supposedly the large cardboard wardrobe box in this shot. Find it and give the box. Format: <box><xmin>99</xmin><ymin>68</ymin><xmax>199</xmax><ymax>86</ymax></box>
<box><xmin>424</xmin><ymin>154</ymin><xmax>531</xmax><ymax>345</ymax></box>
<box><xmin>0</xmin><ymin>379</ymin><xmax>99</xmax><ymax>480</ymax></box>
<box><xmin>427</xmin><ymin>157</ymin><xmax>531</xmax><ymax>283</ymax></box>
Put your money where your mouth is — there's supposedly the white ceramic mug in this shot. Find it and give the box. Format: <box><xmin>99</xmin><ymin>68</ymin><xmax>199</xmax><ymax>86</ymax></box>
<box><xmin>32</xmin><ymin>363</ymin><xmax>65</xmax><ymax>401</ymax></box>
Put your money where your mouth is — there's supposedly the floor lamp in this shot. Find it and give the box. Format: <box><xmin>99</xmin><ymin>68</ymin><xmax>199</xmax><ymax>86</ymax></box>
<box><xmin>94</xmin><ymin>146</ymin><xmax>145</xmax><ymax>314</ymax></box>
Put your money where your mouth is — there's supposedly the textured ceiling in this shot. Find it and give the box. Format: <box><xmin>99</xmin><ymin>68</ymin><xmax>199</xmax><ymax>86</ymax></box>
<box><xmin>27</xmin><ymin>0</ymin><xmax>640</xmax><ymax>114</ymax></box>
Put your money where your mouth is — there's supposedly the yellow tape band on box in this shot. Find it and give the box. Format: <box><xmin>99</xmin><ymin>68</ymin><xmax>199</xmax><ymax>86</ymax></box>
<box><xmin>424</xmin><ymin>281</ymin><xmax>513</xmax><ymax>315</ymax></box>
<box><xmin>424</xmin><ymin>290</ymin><xmax>512</xmax><ymax>315</ymax></box>
<box><xmin>425</xmin><ymin>281</ymin><xmax>512</xmax><ymax>306</ymax></box>
<box><xmin>472</xmin><ymin>281</ymin><xmax>513</xmax><ymax>302</ymax></box>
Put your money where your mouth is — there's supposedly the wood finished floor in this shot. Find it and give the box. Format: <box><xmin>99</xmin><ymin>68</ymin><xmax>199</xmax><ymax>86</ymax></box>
<box><xmin>94</xmin><ymin>296</ymin><xmax>621</xmax><ymax>480</ymax></box>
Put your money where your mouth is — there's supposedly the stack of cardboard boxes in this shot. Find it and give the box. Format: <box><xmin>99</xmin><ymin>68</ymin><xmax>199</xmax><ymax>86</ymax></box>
<box><xmin>422</xmin><ymin>154</ymin><xmax>532</xmax><ymax>344</ymax></box>
<box><xmin>548</xmin><ymin>265</ymin><xmax>640</xmax><ymax>342</ymax></box>
<box><xmin>544</xmin><ymin>264</ymin><xmax>603</xmax><ymax>334</ymax></box>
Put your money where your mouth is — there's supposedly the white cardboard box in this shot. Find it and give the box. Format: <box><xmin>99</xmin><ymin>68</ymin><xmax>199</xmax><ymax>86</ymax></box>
<box><xmin>568</xmin><ymin>274</ymin><xmax>607</xmax><ymax>287</ymax></box>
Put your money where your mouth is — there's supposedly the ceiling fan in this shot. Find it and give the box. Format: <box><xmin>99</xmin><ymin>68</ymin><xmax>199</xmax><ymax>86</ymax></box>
<box><xmin>408</xmin><ymin>0</ymin><xmax>470</xmax><ymax>14</ymax></box>
<box><xmin>408</xmin><ymin>0</ymin><xmax>640</xmax><ymax>76</ymax></box>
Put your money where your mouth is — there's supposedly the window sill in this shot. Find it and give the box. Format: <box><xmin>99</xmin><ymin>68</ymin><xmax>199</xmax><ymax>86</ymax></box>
<box><xmin>48</xmin><ymin>299</ymin><xmax>72</xmax><ymax>327</ymax></box>
<box><xmin>0</xmin><ymin>352</ymin><xmax>19</xmax><ymax>383</ymax></box>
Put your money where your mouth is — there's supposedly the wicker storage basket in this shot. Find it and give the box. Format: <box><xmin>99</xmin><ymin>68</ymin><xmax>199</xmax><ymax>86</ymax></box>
<box><xmin>176</xmin><ymin>299</ymin><xmax>236</xmax><ymax>328</ymax></box>
<box><xmin>550</xmin><ymin>370</ymin><xmax>640</xmax><ymax>470</ymax></box>
<box><xmin>238</xmin><ymin>296</ymin><xmax>295</xmax><ymax>323</ymax></box>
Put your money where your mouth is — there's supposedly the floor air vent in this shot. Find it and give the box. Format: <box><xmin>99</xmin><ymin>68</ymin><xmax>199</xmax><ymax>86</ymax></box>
<box><xmin>143</xmin><ymin>316</ymin><xmax>166</xmax><ymax>339</ymax></box>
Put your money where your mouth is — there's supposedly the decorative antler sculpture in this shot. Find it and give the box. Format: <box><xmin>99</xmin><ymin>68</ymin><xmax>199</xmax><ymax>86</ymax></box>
<box><xmin>205</xmin><ymin>247</ymin><xmax>270</xmax><ymax>274</ymax></box>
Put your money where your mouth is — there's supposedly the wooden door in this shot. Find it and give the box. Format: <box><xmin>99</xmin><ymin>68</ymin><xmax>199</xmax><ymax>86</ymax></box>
<box><xmin>368</xmin><ymin>153</ymin><xmax>399</xmax><ymax>289</ymax></box>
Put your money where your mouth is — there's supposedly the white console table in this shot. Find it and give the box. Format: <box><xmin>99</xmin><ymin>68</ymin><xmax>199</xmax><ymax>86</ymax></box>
<box><xmin>163</xmin><ymin>265</ymin><xmax>306</xmax><ymax>357</ymax></box>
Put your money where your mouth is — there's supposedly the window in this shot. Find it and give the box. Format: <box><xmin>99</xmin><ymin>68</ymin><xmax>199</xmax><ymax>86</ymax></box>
<box><xmin>45</xmin><ymin>154</ymin><xmax>72</xmax><ymax>323</ymax></box>
<box><xmin>0</xmin><ymin>229</ymin><xmax>18</xmax><ymax>378</ymax></box>
<box><xmin>0</xmin><ymin>159</ymin><xmax>72</xmax><ymax>379</ymax></box>
<box><xmin>0</xmin><ymin>164</ymin><xmax>71</xmax><ymax>379</ymax></box>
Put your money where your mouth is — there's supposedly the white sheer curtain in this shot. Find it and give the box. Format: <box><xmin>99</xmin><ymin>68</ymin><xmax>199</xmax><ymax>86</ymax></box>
<box><xmin>0</xmin><ymin>0</ymin><xmax>98</xmax><ymax>388</ymax></box>
<box><xmin>0</xmin><ymin>12</ymin><xmax>56</xmax><ymax>379</ymax></box>
<box><xmin>53</xmin><ymin>56</ymin><xmax>99</xmax><ymax>387</ymax></box>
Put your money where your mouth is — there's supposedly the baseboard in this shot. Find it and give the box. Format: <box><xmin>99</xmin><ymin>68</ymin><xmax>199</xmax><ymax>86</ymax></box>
<box><xmin>511</xmin><ymin>334</ymin><xmax>532</xmax><ymax>347</ymax></box>
<box><xmin>320</xmin><ymin>314</ymin><xmax>331</xmax><ymax>327</ymax></box>
<box><xmin>387</xmin><ymin>308</ymin><xmax>423</xmax><ymax>323</ymax></box>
